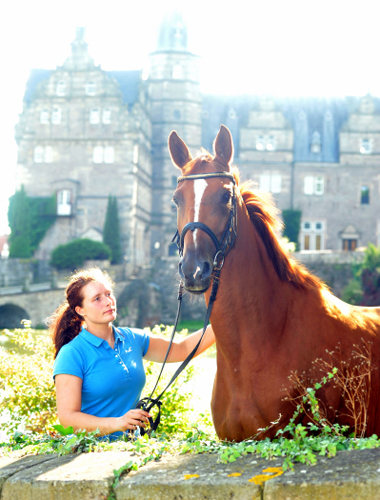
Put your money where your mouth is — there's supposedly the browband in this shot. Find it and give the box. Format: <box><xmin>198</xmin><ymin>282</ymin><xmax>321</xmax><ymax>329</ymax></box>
<box><xmin>177</xmin><ymin>172</ymin><xmax>236</xmax><ymax>184</ymax></box>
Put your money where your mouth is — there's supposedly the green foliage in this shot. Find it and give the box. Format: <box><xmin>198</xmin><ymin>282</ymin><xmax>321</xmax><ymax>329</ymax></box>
<box><xmin>0</xmin><ymin>321</ymin><xmax>57</xmax><ymax>434</ymax></box>
<box><xmin>0</xmin><ymin>323</ymin><xmax>196</xmax><ymax>439</ymax></box>
<box><xmin>341</xmin><ymin>278</ymin><xmax>363</xmax><ymax>305</ymax></box>
<box><xmin>8</xmin><ymin>189</ymin><xmax>56</xmax><ymax>258</ymax></box>
<box><xmin>8</xmin><ymin>187</ymin><xmax>32</xmax><ymax>257</ymax></box>
<box><xmin>103</xmin><ymin>195</ymin><xmax>122</xmax><ymax>264</ymax></box>
<box><xmin>282</xmin><ymin>210</ymin><xmax>301</xmax><ymax>251</ymax></box>
<box><xmin>362</xmin><ymin>243</ymin><xmax>380</xmax><ymax>273</ymax></box>
<box><xmin>50</xmin><ymin>238</ymin><xmax>111</xmax><ymax>270</ymax></box>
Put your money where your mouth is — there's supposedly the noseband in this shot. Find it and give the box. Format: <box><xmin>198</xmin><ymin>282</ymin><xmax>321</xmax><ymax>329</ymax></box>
<box><xmin>172</xmin><ymin>172</ymin><xmax>238</xmax><ymax>270</ymax></box>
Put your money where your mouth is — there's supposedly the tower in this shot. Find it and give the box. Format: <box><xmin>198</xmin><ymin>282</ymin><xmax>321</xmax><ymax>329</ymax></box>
<box><xmin>147</xmin><ymin>10</ymin><xmax>202</xmax><ymax>257</ymax></box>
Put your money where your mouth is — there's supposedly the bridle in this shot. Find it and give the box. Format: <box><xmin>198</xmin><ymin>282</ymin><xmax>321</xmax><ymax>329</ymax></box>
<box><xmin>136</xmin><ymin>172</ymin><xmax>238</xmax><ymax>436</ymax></box>
<box><xmin>173</xmin><ymin>172</ymin><xmax>238</xmax><ymax>270</ymax></box>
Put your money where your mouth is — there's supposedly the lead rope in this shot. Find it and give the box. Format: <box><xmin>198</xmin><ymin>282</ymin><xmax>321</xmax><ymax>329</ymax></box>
<box><xmin>136</xmin><ymin>269</ymin><xmax>221</xmax><ymax>436</ymax></box>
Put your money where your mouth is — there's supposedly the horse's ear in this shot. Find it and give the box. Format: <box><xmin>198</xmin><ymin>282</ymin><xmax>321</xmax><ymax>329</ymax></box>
<box><xmin>214</xmin><ymin>125</ymin><xmax>233</xmax><ymax>167</ymax></box>
<box><xmin>168</xmin><ymin>131</ymin><xmax>193</xmax><ymax>170</ymax></box>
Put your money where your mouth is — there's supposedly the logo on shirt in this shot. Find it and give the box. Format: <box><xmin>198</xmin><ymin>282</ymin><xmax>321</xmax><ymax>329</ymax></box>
<box><xmin>125</xmin><ymin>347</ymin><xmax>132</xmax><ymax>353</ymax></box>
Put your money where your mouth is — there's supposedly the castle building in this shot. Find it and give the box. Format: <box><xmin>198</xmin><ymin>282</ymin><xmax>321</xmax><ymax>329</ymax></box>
<box><xmin>15</xmin><ymin>14</ymin><xmax>380</xmax><ymax>268</ymax></box>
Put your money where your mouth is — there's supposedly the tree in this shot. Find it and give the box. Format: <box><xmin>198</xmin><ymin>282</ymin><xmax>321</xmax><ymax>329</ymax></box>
<box><xmin>282</xmin><ymin>209</ymin><xmax>302</xmax><ymax>251</ymax></box>
<box><xmin>50</xmin><ymin>239</ymin><xmax>111</xmax><ymax>270</ymax></box>
<box><xmin>8</xmin><ymin>187</ymin><xmax>32</xmax><ymax>258</ymax></box>
<box><xmin>103</xmin><ymin>195</ymin><xmax>122</xmax><ymax>264</ymax></box>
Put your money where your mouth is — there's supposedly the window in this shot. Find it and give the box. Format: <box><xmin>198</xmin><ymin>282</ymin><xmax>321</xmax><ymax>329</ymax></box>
<box><xmin>343</xmin><ymin>239</ymin><xmax>357</xmax><ymax>251</ymax></box>
<box><xmin>34</xmin><ymin>146</ymin><xmax>53</xmax><ymax>163</ymax></box>
<box><xmin>256</xmin><ymin>135</ymin><xmax>265</xmax><ymax>150</ymax></box>
<box><xmin>51</xmin><ymin>107</ymin><xmax>61</xmax><ymax>124</ymax></box>
<box><xmin>256</xmin><ymin>135</ymin><xmax>276</xmax><ymax>151</ymax></box>
<box><xmin>90</xmin><ymin>108</ymin><xmax>100</xmax><ymax>124</ymax></box>
<box><xmin>85</xmin><ymin>82</ymin><xmax>96</xmax><ymax>96</ymax></box>
<box><xmin>44</xmin><ymin>146</ymin><xmax>53</xmax><ymax>163</ymax></box>
<box><xmin>304</xmin><ymin>176</ymin><xmax>324</xmax><ymax>195</ymax></box>
<box><xmin>93</xmin><ymin>146</ymin><xmax>104</xmax><ymax>163</ymax></box>
<box><xmin>102</xmin><ymin>108</ymin><xmax>111</xmax><ymax>124</ymax></box>
<box><xmin>301</xmin><ymin>221</ymin><xmax>325</xmax><ymax>251</ymax></box>
<box><xmin>34</xmin><ymin>146</ymin><xmax>43</xmax><ymax>163</ymax></box>
<box><xmin>57</xmin><ymin>189</ymin><xmax>72</xmax><ymax>216</ymax></box>
<box><xmin>104</xmin><ymin>146</ymin><xmax>114</xmax><ymax>164</ymax></box>
<box><xmin>361</xmin><ymin>185</ymin><xmax>370</xmax><ymax>204</ymax></box>
<box><xmin>266</xmin><ymin>136</ymin><xmax>276</xmax><ymax>151</ymax></box>
<box><xmin>40</xmin><ymin>109</ymin><xmax>49</xmax><ymax>124</ymax></box>
<box><xmin>259</xmin><ymin>174</ymin><xmax>282</xmax><ymax>194</ymax></box>
<box><xmin>56</xmin><ymin>80</ymin><xmax>66</xmax><ymax>96</ymax></box>
<box><xmin>311</xmin><ymin>131</ymin><xmax>321</xmax><ymax>153</ymax></box>
<box><xmin>360</xmin><ymin>138</ymin><xmax>371</xmax><ymax>154</ymax></box>
<box><xmin>133</xmin><ymin>145</ymin><xmax>139</xmax><ymax>164</ymax></box>
<box><xmin>228</xmin><ymin>108</ymin><xmax>237</xmax><ymax>120</ymax></box>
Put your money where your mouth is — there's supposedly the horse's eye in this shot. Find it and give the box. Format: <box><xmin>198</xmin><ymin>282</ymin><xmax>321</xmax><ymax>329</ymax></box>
<box><xmin>222</xmin><ymin>192</ymin><xmax>231</xmax><ymax>204</ymax></box>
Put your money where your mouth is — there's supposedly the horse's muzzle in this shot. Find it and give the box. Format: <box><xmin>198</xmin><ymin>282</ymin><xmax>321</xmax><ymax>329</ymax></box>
<box><xmin>178</xmin><ymin>258</ymin><xmax>212</xmax><ymax>294</ymax></box>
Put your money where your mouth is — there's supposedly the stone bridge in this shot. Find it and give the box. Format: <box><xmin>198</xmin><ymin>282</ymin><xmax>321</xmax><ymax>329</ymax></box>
<box><xmin>0</xmin><ymin>280</ymin><xmax>162</xmax><ymax>329</ymax></box>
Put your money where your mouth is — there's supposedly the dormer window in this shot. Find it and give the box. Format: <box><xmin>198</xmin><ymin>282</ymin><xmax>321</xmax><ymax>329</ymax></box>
<box><xmin>360</xmin><ymin>138</ymin><xmax>371</xmax><ymax>154</ymax></box>
<box><xmin>57</xmin><ymin>189</ymin><xmax>72</xmax><ymax>216</ymax></box>
<box><xmin>311</xmin><ymin>131</ymin><xmax>321</xmax><ymax>153</ymax></box>
<box><xmin>85</xmin><ymin>82</ymin><xmax>96</xmax><ymax>96</ymax></box>
<box><xmin>361</xmin><ymin>185</ymin><xmax>370</xmax><ymax>204</ymax></box>
<box><xmin>56</xmin><ymin>80</ymin><xmax>66</xmax><ymax>96</ymax></box>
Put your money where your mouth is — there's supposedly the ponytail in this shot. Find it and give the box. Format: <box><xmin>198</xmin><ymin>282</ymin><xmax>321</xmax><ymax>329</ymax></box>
<box><xmin>49</xmin><ymin>302</ymin><xmax>83</xmax><ymax>358</ymax></box>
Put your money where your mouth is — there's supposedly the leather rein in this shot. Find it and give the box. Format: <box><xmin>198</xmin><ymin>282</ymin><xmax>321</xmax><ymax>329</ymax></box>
<box><xmin>136</xmin><ymin>172</ymin><xmax>237</xmax><ymax>436</ymax></box>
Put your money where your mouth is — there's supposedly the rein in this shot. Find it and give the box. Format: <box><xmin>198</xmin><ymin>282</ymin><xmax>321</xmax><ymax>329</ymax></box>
<box><xmin>136</xmin><ymin>172</ymin><xmax>237</xmax><ymax>436</ymax></box>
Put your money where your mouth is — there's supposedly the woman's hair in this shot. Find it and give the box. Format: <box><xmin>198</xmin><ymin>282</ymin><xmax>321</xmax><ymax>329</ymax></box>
<box><xmin>49</xmin><ymin>268</ymin><xmax>114</xmax><ymax>358</ymax></box>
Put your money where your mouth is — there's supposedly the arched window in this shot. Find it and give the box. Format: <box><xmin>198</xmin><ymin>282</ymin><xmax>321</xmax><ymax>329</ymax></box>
<box><xmin>311</xmin><ymin>131</ymin><xmax>321</xmax><ymax>153</ymax></box>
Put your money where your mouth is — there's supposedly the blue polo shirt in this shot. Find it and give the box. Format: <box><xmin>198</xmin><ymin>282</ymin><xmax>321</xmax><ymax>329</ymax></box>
<box><xmin>53</xmin><ymin>326</ymin><xmax>150</xmax><ymax>438</ymax></box>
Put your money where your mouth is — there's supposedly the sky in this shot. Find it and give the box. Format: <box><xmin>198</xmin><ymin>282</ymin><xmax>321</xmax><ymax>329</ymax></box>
<box><xmin>1</xmin><ymin>0</ymin><xmax>379</xmax><ymax>235</ymax></box>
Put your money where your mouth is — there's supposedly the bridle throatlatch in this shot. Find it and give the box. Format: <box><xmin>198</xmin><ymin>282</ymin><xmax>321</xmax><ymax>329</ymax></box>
<box><xmin>136</xmin><ymin>172</ymin><xmax>237</xmax><ymax>436</ymax></box>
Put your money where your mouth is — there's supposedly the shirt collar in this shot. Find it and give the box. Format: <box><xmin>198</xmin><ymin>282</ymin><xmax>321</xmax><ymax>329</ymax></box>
<box><xmin>79</xmin><ymin>327</ymin><xmax>106</xmax><ymax>348</ymax></box>
<box><xmin>113</xmin><ymin>326</ymin><xmax>125</xmax><ymax>344</ymax></box>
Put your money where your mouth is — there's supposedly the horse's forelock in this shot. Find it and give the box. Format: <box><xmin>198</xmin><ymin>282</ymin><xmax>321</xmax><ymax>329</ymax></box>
<box><xmin>181</xmin><ymin>152</ymin><xmax>214</xmax><ymax>175</ymax></box>
<box><xmin>238</xmin><ymin>179</ymin><xmax>325</xmax><ymax>291</ymax></box>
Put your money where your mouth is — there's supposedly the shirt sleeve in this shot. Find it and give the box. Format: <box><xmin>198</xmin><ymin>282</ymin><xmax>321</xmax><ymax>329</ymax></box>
<box><xmin>53</xmin><ymin>343</ymin><xmax>85</xmax><ymax>380</ymax></box>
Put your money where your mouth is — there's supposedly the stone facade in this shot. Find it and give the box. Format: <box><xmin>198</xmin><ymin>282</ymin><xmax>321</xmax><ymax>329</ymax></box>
<box><xmin>15</xmin><ymin>14</ymin><xmax>380</xmax><ymax>268</ymax></box>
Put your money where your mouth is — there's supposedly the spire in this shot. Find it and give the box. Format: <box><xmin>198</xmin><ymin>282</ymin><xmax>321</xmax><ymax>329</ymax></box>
<box><xmin>63</xmin><ymin>27</ymin><xmax>95</xmax><ymax>70</ymax></box>
<box><xmin>157</xmin><ymin>10</ymin><xmax>189</xmax><ymax>52</ymax></box>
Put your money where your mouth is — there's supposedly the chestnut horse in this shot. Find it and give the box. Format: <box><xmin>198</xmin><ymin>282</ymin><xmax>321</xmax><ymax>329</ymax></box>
<box><xmin>169</xmin><ymin>125</ymin><xmax>380</xmax><ymax>442</ymax></box>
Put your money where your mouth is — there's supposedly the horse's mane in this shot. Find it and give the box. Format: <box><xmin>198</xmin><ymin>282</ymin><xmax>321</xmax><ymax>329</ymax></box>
<box><xmin>182</xmin><ymin>154</ymin><xmax>325</xmax><ymax>291</ymax></box>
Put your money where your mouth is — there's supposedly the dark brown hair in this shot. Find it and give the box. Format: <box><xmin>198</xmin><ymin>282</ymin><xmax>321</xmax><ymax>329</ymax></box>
<box><xmin>48</xmin><ymin>268</ymin><xmax>114</xmax><ymax>358</ymax></box>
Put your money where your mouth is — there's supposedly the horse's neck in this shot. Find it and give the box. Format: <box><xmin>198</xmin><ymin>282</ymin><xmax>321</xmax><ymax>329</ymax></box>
<box><xmin>208</xmin><ymin>205</ymin><xmax>292</xmax><ymax>357</ymax></box>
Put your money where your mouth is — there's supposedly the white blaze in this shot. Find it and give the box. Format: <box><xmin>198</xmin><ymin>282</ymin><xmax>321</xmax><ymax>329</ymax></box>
<box><xmin>193</xmin><ymin>178</ymin><xmax>208</xmax><ymax>247</ymax></box>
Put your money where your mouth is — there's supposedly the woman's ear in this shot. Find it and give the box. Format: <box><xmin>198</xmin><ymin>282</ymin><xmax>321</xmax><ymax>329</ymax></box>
<box><xmin>75</xmin><ymin>306</ymin><xmax>83</xmax><ymax>317</ymax></box>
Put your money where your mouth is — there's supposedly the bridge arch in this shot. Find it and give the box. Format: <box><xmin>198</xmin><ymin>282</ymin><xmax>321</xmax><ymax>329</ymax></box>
<box><xmin>0</xmin><ymin>303</ymin><xmax>30</xmax><ymax>329</ymax></box>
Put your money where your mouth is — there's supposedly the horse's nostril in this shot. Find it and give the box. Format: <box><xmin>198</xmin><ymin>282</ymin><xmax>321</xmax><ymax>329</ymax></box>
<box><xmin>202</xmin><ymin>261</ymin><xmax>211</xmax><ymax>279</ymax></box>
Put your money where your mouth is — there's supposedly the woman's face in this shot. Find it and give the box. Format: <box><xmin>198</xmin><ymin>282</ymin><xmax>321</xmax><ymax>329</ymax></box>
<box><xmin>75</xmin><ymin>280</ymin><xmax>117</xmax><ymax>327</ymax></box>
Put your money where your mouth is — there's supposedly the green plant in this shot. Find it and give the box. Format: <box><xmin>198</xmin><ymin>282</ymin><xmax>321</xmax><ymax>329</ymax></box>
<box><xmin>0</xmin><ymin>323</ymin><xmax>196</xmax><ymax>438</ymax></box>
<box><xmin>103</xmin><ymin>195</ymin><xmax>122</xmax><ymax>264</ymax></box>
<box><xmin>341</xmin><ymin>278</ymin><xmax>363</xmax><ymax>305</ymax></box>
<box><xmin>8</xmin><ymin>189</ymin><xmax>56</xmax><ymax>258</ymax></box>
<box><xmin>0</xmin><ymin>321</ymin><xmax>57</xmax><ymax>434</ymax></box>
<box><xmin>282</xmin><ymin>209</ymin><xmax>302</xmax><ymax>251</ymax></box>
<box><xmin>50</xmin><ymin>238</ymin><xmax>111</xmax><ymax>270</ymax></box>
<box><xmin>362</xmin><ymin>243</ymin><xmax>380</xmax><ymax>272</ymax></box>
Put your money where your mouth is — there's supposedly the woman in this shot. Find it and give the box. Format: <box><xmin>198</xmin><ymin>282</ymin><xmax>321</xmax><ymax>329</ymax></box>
<box><xmin>51</xmin><ymin>268</ymin><xmax>215</xmax><ymax>438</ymax></box>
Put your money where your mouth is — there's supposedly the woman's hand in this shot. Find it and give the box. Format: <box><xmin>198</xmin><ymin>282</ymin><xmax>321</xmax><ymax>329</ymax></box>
<box><xmin>117</xmin><ymin>409</ymin><xmax>152</xmax><ymax>431</ymax></box>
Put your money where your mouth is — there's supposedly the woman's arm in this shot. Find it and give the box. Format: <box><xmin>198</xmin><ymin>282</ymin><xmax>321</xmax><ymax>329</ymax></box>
<box><xmin>55</xmin><ymin>374</ymin><xmax>151</xmax><ymax>435</ymax></box>
<box><xmin>144</xmin><ymin>324</ymin><xmax>215</xmax><ymax>363</ymax></box>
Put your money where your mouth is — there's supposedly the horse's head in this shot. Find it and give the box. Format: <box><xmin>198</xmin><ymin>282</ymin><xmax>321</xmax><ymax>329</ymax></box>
<box><xmin>169</xmin><ymin>125</ymin><xmax>237</xmax><ymax>294</ymax></box>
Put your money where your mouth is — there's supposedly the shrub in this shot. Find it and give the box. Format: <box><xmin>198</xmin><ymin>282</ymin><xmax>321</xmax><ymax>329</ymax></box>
<box><xmin>50</xmin><ymin>238</ymin><xmax>111</xmax><ymax>270</ymax></box>
<box><xmin>282</xmin><ymin>210</ymin><xmax>301</xmax><ymax>251</ymax></box>
<box><xmin>103</xmin><ymin>196</ymin><xmax>122</xmax><ymax>264</ymax></box>
<box><xmin>0</xmin><ymin>323</ymin><xmax>196</xmax><ymax>437</ymax></box>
